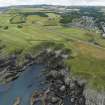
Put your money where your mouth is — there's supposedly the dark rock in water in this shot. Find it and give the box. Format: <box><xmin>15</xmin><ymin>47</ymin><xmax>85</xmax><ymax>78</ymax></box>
<box><xmin>30</xmin><ymin>91</ymin><xmax>42</xmax><ymax>105</ymax></box>
<box><xmin>13</xmin><ymin>97</ymin><xmax>21</xmax><ymax>105</ymax></box>
<box><xmin>27</xmin><ymin>84</ymin><xmax>33</xmax><ymax>88</ymax></box>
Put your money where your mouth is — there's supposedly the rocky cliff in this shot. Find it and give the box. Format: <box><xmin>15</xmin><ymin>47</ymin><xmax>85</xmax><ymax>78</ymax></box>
<box><xmin>84</xmin><ymin>88</ymin><xmax>105</xmax><ymax>105</ymax></box>
<box><xmin>0</xmin><ymin>46</ymin><xmax>105</xmax><ymax>105</ymax></box>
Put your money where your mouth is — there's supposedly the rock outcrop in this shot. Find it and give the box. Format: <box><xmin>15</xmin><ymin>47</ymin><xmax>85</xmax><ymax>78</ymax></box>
<box><xmin>84</xmin><ymin>88</ymin><xmax>105</xmax><ymax>105</ymax></box>
<box><xmin>13</xmin><ymin>97</ymin><xmax>21</xmax><ymax>105</ymax></box>
<box><xmin>30</xmin><ymin>48</ymin><xmax>86</xmax><ymax>105</ymax></box>
<box><xmin>1</xmin><ymin>47</ymin><xmax>105</xmax><ymax>105</ymax></box>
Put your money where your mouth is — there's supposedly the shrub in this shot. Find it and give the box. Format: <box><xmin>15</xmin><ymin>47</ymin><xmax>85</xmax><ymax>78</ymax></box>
<box><xmin>17</xmin><ymin>25</ymin><xmax>23</xmax><ymax>28</ymax></box>
<box><xmin>3</xmin><ymin>26</ymin><xmax>8</xmax><ymax>30</ymax></box>
<box><xmin>0</xmin><ymin>26</ymin><xmax>2</xmax><ymax>28</ymax></box>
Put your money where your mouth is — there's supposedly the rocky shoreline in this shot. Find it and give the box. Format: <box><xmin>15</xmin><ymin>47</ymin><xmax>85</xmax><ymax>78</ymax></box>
<box><xmin>0</xmin><ymin>48</ymin><xmax>105</xmax><ymax>105</ymax></box>
<box><xmin>29</xmin><ymin>48</ymin><xmax>86</xmax><ymax>105</ymax></box>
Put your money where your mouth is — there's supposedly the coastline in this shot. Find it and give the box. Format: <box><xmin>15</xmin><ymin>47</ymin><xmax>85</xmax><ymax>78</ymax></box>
<box><xmin>0</xmin><ymin>47</ymin><xmax>105</xmax><ymax>105</ymax></box>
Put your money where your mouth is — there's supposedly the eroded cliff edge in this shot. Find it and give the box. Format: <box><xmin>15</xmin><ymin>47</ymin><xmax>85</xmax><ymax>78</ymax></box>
<box><xmin>31</xmin><ymin>48</ymin><xmax>86</xmax><ymax>105</ymax></box>
<box><xmin>0</xmin><ymin>42</ymin><xmax>104</xmax><ymax>105</ymax></box>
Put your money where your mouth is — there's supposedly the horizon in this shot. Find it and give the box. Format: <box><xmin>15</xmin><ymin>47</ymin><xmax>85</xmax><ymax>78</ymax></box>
<box><xmin>1</xmin><ymin>4</ymin><xmax>105</xmax><ymax>8</ymax></box>
<box><xmin>0</xmin><ymin>0</ymin><xmax>105</xmax><ymax>7</ymax></box>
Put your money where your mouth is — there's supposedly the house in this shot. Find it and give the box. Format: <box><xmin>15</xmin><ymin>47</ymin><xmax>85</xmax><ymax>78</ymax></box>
<box><xmin>102</xmin><ymin>33</ymin><xmax>105</xmax><ymax>38</ymax></box>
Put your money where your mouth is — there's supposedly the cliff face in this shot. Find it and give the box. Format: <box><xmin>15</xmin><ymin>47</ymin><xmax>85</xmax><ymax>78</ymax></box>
<box><xmin>84</xmin><ymin>88</ymin><xmax>105</xmax><ymax>105</ymax></box>
<box><xmin>0</xmin><ymin>47</ymin><xmax>105</xmax><ymax>105</ymax></box>
<box><xmin>29</xmin><ymin>48</ymin><xmax>86</xmax><ymax>105</ymax></box>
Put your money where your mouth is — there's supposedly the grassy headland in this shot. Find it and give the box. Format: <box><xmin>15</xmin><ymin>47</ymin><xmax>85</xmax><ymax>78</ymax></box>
<box><xmin>0</xmin><ymin>7</ymin><xmax>105</xmax><ymax>90</ymax></box>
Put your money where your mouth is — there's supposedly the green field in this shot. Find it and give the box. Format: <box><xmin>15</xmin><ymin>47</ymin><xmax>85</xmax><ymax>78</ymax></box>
<box><xmin>0</xmin><ymin>8</ymin><xmax>105</xmax><ymax>90</ymax></box>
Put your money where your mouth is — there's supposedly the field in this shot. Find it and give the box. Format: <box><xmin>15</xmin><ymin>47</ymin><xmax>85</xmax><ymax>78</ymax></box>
<box><xmin>0</xmin><ymin>7</ymin><xmax>105</xmax><ymax>90</ymax></box>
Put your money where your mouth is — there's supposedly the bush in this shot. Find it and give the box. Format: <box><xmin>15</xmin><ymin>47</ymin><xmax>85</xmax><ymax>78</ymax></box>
<box><xmin>10</xmin><ymin>14</ymin><xmax>26</xmax><ymax>24</ymax></box>
<box><xmin>0</xmin><ymin>26</ymin><xmax>2</xmax><ymax>28</ymax></box>
<box><xmin>3</xmin><ymin>26</ymin><xmax>8</xmax><ymax>30</ymax></box>
<box><xmin>17</xmin><ymin>25</ymin><xmax>23</xmax><ymax>28</ymax></box>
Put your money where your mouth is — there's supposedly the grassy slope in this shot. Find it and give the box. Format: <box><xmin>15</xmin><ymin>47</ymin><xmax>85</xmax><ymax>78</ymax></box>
<box><xmin>0</xmin><ymin>8</ymin><xmax>105</xmax><ymax>90</ymax></box>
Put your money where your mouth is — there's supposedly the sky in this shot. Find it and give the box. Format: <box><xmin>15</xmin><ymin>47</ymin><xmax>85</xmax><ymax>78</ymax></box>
<box><xmin>0</xmin><ymin>0</ymin><xmax>105</xmax><ymax>7</ymax></box>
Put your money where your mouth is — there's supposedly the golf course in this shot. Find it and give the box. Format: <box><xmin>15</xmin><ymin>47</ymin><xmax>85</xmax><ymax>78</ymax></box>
<box><xmin>0</xmin><ymin>6</ymin><xmax>105</xmax><ymax>91</ymax></box>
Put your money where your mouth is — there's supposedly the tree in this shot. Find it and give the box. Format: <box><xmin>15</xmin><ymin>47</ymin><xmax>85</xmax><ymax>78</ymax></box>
<box><xmin>3</xmin><ymin>26</ymin><xmax>8</xmax><ymax>30</ymax></box>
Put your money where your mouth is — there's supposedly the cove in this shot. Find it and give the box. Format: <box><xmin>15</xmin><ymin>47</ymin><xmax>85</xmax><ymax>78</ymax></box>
<box><xmin>0</xmin><ymin>64</ymin><xmax>46</xmax><ymax>105</ymax></box>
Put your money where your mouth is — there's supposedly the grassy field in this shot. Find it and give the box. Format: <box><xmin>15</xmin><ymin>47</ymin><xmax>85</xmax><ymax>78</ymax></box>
<box><xmin>0</xmin><ymin>8</ymin><xmax>105</xmax><ymax>90</ymax></box>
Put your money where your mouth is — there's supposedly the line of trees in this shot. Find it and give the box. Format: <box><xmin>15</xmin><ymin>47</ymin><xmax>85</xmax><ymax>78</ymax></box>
<box><xmin>60</xmin><ymin>11</ymin><xmax>81</xmax><ymax>24</ymax></box>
